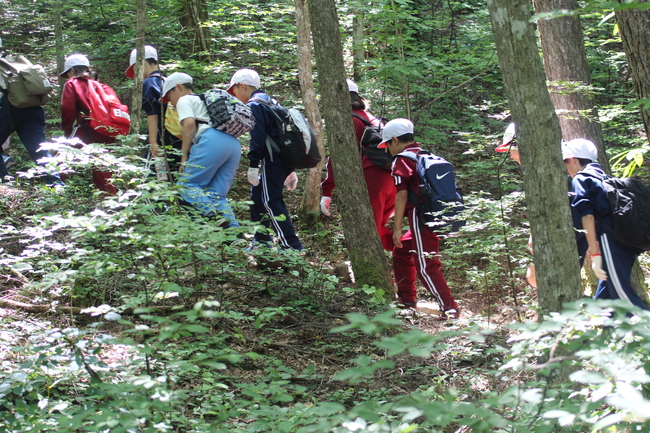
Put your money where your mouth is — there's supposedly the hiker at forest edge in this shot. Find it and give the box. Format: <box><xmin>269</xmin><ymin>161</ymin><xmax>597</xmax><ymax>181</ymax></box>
<box><xmin>0</xmin><ymin>62</ymin><xmax>62</xmax><ymax>185</ymax></box>
<box><xmin>495</xmin><ymin>123</ymin><xmax>588</xmax><ymax>287</ymax></box>
<box><xmin>60</xmin><ymin>54</ymin><xmax>117</xmax><ymax>195</ymax></box>
<box><xmin>564</xmin><ymin>138</ymin><xmax>648</xmax><ymax>310</ymax></box>
<box><xmin>161</xmin><ymin>72</ymin><xmax>240</xmax><ymax>227</ymax></box>
<box><xmin>320</xmin><ymin>79</ymin><xmax>396</xmax><ymax>250</ymax></box>
<box><xmin>228</xmin><ymin>68</ymin><xmax>302</xmax><ymax>250</ymax></box>
<box><xmin>379</xmin><ymin>118</ymin><xmax>460</xmax><ymax>319</ymax></box>
<box><xmin>125</xmin><ymin>45</ymin><xmax>181</xmax><ymax>175</ymax></box>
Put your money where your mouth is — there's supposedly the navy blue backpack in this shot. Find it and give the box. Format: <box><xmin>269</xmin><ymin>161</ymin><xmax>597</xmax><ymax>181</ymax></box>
<box><xmin>398</xmin><ymin>150</ymin><xmax>465</xmax><ymax>233</ymax></box>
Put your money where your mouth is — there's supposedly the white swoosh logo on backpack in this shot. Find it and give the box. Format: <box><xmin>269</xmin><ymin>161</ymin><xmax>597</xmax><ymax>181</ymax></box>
<box><xmin>436</xmin><ymin>171</ymin><xmax>451</xmax><ymax>180</ymax></box>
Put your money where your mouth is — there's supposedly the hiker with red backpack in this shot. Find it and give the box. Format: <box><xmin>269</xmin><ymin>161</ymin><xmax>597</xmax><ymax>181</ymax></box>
<box><xmin>61</xmin><ymin>54</ymin><xmax>127</xmax><ymax>195</ymax></box>
<box><xmin>379</xmin><ymin>118</ymin><xmax>461</xmax><ymax>319</ymax></box>
<box><xmin>0</xmin><ymin>39</ymin><xmax>62</xmax><ymax>185</ymax></box>
<box><xmin>320</xmin><ymin>79</ymin><xmax>396</xmax><ymax>250</ymax></box>
<box><xmin>564</xmin><ymin>138</ymin><xmax>648</xmax><ymax>310</ymax></box>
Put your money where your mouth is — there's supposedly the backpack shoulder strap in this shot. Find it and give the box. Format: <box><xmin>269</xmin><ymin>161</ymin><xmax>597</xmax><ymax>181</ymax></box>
<box><xmin>352</xmin><ymin>113</ymin><xmax>372</xmax><ymax>126</ymax></box>
<box><xmin>396</xmin><ymin>150</ymin><xmax>419</xmax><ymax>161</ymax></box>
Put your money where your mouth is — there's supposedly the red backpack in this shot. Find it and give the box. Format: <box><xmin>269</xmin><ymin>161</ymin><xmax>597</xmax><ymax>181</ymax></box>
<box><xmin>85</xmin><ymin>79</ymin><xmax>130</xmax><ymax>137</ymax></box>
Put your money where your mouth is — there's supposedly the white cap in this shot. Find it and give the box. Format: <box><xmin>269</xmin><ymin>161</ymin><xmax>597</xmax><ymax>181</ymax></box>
<box><xmin>60</xmin><ymin>54</ymin><xmax>89</xmax><ymax>77</ymax></box>
<box><xmin>562</xmin><ymin>138</ymin><xmax>598</xmax><ymax>162</ymax></box>
<box><xmin>347</xmin><ymin>79</ymin><xmax>359</xmax><ymax>93</ymax></box>
<box><xmin>378</xmin><ymin>118</ymin><xmax>414</xmax><ymax>148</ymax></box>
<box><xmin>125</xmin><ymin>45</ymin><xmax>158</xmax><ymax>78</ymax></box>
<box><xmin>227</xmin><ymin>68</ymin><xmax>260</xmax><ymax>95</ymax></box>
<box><xmin>161</xmin><ymin>72</ymin><xmax>193</xmax><ymax>102</ymax></box>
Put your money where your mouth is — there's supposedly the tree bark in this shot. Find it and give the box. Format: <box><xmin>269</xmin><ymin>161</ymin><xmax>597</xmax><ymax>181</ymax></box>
<box><xmin>487</xmin><ymin>0</ymin><xmax>582</xmax><ymax>317</ymax></box>
<box><xmin>307</xmin><ymin>0</ymin><xmax>393</xmax><ymax>293</ymax></box>
<box><xmin>130</xmin><ymin>0</ymin><xmax>146</xmax><ymax>135</ymax></box>
<box><xmin>54</xmin><ymin>0</ymin><xmax>65</xmax><ymax>93</ymax></box>
<box><xmin>352</xmin><ymin>1</ymin><xmax>365</xmax><ymax>82</ymax></box>
<box><xmin>533</xmin><ymin>0</ymin><xmax>610</xmax><ymax>173</ymax></box>
<box><xmin>294</xmin><ymin>0</ymin><xmax>325</xmax><ymax>219</ymax></box>
<box><xmin>180</xmin><ymin>0</ymin><xmax>211</xmax><ymax>61</ymax></box>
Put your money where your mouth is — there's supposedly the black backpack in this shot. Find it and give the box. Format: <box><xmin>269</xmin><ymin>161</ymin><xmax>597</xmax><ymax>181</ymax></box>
<box><xmin>398</xmin><ymin>150</ymin><xmax>465</xmax><ymax>233</ymax></box>
<box><xmin>251</xmin><ymin>96</ymin><xmax>321</xmax><ymax>169</ymax></box>
<box><xmin>352</xmin><ymin>114</ymin><xmax>393</xmax><ymax>171</ymax></box>
<box><xmin>601</xmin><ymin>177</ymin><xmax>650</xmax><ymax>253</ymax></box>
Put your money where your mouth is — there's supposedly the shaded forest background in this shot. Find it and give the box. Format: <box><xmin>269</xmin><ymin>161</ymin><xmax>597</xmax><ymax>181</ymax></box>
<box><xmin>1</xmin><ymin>0</ymin><xmax>650</xmax><ymax>432</ymax></box>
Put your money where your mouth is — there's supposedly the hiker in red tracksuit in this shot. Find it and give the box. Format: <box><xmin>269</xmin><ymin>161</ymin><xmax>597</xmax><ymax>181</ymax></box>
<box><xmin>320</xmin><ymin>79</ymin><xmax>395</xmax><ymax>250</ymax></box>
<box><xmin>378</xmin><ymin>118</ymin><xmax>460</xmax><ymax>319</ymax></box>
<box><xmin>60</xmin><ymin>54</ymin><xmax>116</xmax><ymax>195</ymax></box>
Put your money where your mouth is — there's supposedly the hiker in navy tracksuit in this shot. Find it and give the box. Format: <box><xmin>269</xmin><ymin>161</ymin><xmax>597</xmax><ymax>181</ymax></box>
<box><xmin>564</xmin><ymin>138</ymin><xmax>648</xmax><ymax>310</ymax></box>
<box><xmin>228</xmin><ymin>68</ymin><xmax>302</xmax><ymax>250</ymax></box>
<box><xmin>379</xmin><ymin>118</ymin><xmax>460</xmax><ymax>319</ymax></box>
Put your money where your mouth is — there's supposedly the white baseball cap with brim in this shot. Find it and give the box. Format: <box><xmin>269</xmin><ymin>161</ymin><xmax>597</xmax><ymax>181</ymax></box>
<box><xmin>160</xmin><ymin>72</ymin><xmax>193</xmax><ymax>103</ymax></box>
<box><xmin>125</xmin><ymin>45</ymin><xmax>158</xmax><ymax>78</ymax></box>
<box><xmin>227</xmin><ymin>68</ymin><xmax>260</xmax><ymax>95</ymax></box>
<box><xmin>562</xmin><ymin>138</ymin><xmax>598</xmax><ymax>162</ymax></box>
<box><xmin>347</xmin><ymin>79</ymin><xmax>359</xmax><ymax>93</ymax></box>
<box><xmin>495</xmin><ymin>122</ymin><xmax>516</xmax><ymax>152</ymax></box>
<box><xmin>377</xmin><ymin>118</ymin><xmax>414</xmax><ymax>148</ymax></box>
<box><xmin>60</xmin><ymin>54</ymin><xmax>89</xmax><ymax>77</ymax></box>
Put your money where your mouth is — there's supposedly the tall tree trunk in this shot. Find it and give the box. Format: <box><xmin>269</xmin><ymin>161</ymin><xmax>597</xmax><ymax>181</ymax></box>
<box><xmin>54</xmin><ymin>0</ymin><xmax>65</xmax><ymax>94</ymax></box>
<box><xmin>534</xmin><ymin>0</ymin><xmax>610</xmax><ymax>173</ymax></box>
<box><xmin>294</xmin><ymin>0</ymin><xmax>326</xmax><ymax>219</ymax></box>
<box><xmin>487</xmin><ymin>0</ymin><xmax>582</xmax><ymax>317</ymax></box>
<box><xmin>351</xmin><ymin>1</ymin><xmax>365</xmax><ymax>82</ymax></box>
<box><xmin>181</xmin><ymin>0</ymin><xmax>211</xmax><ymax>61</ymax></box>
<box><xmin>307</xmin><ymin>0</ymin><xmax>393</xmax><ymax>293</ymax></box>
<box><xmin>130</xmin><ymin>0</ymin><xmax>146</xmax><ymax>135</ymax></box>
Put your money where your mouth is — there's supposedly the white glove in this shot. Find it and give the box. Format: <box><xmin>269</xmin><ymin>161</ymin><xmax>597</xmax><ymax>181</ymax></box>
<box><xmin>247</xmin><ymin>167</ymin><xmax>260</xmax><ymax>186</ymax></box>
<box><xmin>320</xmin><ymin>196</ymin><xmax>331</xmax><ymax>216</ymax></box>
<box><xmin>284</xmin><ymin>171</ymin><xmax>298</xmax><ymax>191</ymax></box>
<box><xmin>591</xmin><ymin>254</ymin><xmax>608</xmax><ymax>280</ymax></box>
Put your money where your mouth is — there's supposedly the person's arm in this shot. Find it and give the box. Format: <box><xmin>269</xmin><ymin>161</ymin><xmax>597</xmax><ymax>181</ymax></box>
<box><xmin>179</xmin><ymin>117</ymin><xmax>196</xmax><ymax>172</ymax></box>
<box><xmin>147</xmin><ymin>114</ymin><xmax>160</xmax><ymax>156</ymax></box>
<box><xmin>582</xmin><ymin>214</ymin><xmax>600</xmax><ymax>257</ymax></box>
<box><xmin>61</xmin><ymin>80</ymin><xmax>77</xmax><ymax>136</ymax></box>
<box><xmin>393</xmin><ymin>189</ymin><xmax>408</xmax><ymax>249</ymax></box>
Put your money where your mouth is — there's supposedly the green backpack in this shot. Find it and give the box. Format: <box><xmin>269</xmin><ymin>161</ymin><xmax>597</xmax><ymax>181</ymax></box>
<box><xmin>0</xmin><ymin>54</ymin><xmax>52</xmax><ymax>108</ymax></box>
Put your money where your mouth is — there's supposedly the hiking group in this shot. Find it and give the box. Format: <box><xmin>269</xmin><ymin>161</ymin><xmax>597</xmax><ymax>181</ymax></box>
<box><xmin>1</xmin><ymin>43</ymin><xmax>648</xmax><ymax>317</ymax></box>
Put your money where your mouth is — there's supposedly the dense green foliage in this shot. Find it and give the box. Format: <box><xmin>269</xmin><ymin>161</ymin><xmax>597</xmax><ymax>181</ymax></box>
<box><xmin>1</xmin><ymin>0</ymin><xmax>650</xmax><ymax>431</ymax></box>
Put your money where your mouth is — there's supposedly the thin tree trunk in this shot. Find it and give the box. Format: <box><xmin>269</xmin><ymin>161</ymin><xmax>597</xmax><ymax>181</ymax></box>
<box><xmin>307</xmin><ymin>0</ymin><xmax>393</xmax><ymax>293</ymax></box>
<box><xmin>181</xmin><ymin>0</ymin><xmax>211</xmax><ymax>61</ymax></box>
<box><xmin>615</xmin><ymin>0</ymin><xmax>650</xmax><ymax>140</ymax></box>
<box><xmin>534</xmin><ymin>0</ymin><xmax>610</xmax><ymax>173</ymax></box>
<box><xmin>294</xmin><ymin>0</ymin><xmax>326</xmax><ymax>218</ymax></box>
<box><xmin>54</xmin><ymin>0</ymin><xmax>65</xmax><ymax>93</ymax></box>
<box><xmin>352</xmin><ymin>1</ymin><xmax>365</xmax><ymax>82</ymax></box>
<box><xmin>487</xmin><ymin>0</ymin><xmax>582</xmax><ymax>317</ymax></box>
<box><xmin>130</xmin><ymin>0</ymin><xmax>146</xmax><ymax>135</ymax></box>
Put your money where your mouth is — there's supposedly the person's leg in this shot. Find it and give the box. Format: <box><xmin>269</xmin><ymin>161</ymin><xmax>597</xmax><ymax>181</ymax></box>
<box><xmin>9</xmin><ymin>102</ymin><xmax>62</xmax><ymax>184</ymax></box>
<box><xmin>408</xmin><ymin>208</ymin><xmax>458</xmax><ymax>312</ymax></box>
<box><xmin>365</xmin><ymin>166</ymin><xmax>396</xmax><ymax>251</ymax></box>
<box><xmin>255</xmin><ymin>158</ymin><xmax>302</xmax><ymax>250</ymax></box>
<box><xmin>0</xmin><ymin>96</ymin><xmax>14</xmax><ymax>180</ymax></box>
<box><xmin>207</xmin><ymin>130</ymin><xmax>241</xmax><ymax>227</ymax></box>
<box><xmin>393</xmin><ymin>233</ymin><xmax>417</xmax><ymax>305</ymax></box>
<box><xmin>179</xmin><ymin>129</ymin><xmax>224</xmax><ymax>216</ymax></box>
<box><xmin>599</xmin><ymin>231</ymin><xmax>647</xmax><ymax>310</ymax></box>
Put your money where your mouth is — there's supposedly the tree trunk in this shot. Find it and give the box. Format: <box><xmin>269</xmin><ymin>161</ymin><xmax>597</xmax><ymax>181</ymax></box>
<box><xmin>615</xmin><ymin>0</ymin><xmax>650</xmax><ymax>140</ymax></box>
<box><xmin>352</xmin><ymin>1</ymin><xmax>365</xmax><ymax>82</ymax></box>
<box><xmin>181</xmin><ymin>0</ymin><xmax>211</xmax><ymax>61</ymax></box>
<box><xmin>130</xmin><ymin>0</ymin><xmax>146</xmax><ymax>135</ymax></box>
<box><xmin>294</xmin><ymin>0</ymin><xmax>325</xmax><ymax>220</ymax></box>
<box><xmin>54</xmin><ymin>0</ymin><xmax>65</xmax><ymax>93</ymax></box>
<box><xmin>487</xmin><ymin>0</ymin><xmax>582</xmax><ymax>317</ymax></box>
<box><xmin>307</xmin><ymin>0</ymin><xmax>393</xmax><ymax>293</ymax></box>
<box><xmin>533</xmin><ymin>0</ymin><xmax>610</xmax><ymax>173</ymax></box>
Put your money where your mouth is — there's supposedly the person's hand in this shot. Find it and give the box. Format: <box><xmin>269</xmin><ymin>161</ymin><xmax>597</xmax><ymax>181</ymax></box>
<box><xmin>320</xmin><ymin>196</ymin><xmax>331</xmax><ymax>216</ymax></box>
<box><xmin>393</xmin><ymin>230</ymin><xmax>403</xmax><ymax>249</ymax></box>
<box><xmin>248</xmin><ymin>167</ymin><xmax>260</xmax><ymax>186</ymax></box>
<box><xmin>284</xmin><ymin>171</ymin><xmax>298</xmax><ymax>191</ymax></box>
<box><xmin>591</xmin><ymin>254</ymin><xmax>608</xmax><ymax>280</ymax></box>
<box><xmin>150</xmin><ymin>142</ymin><xmax>161</xmax><ymax>157</ymax></box>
